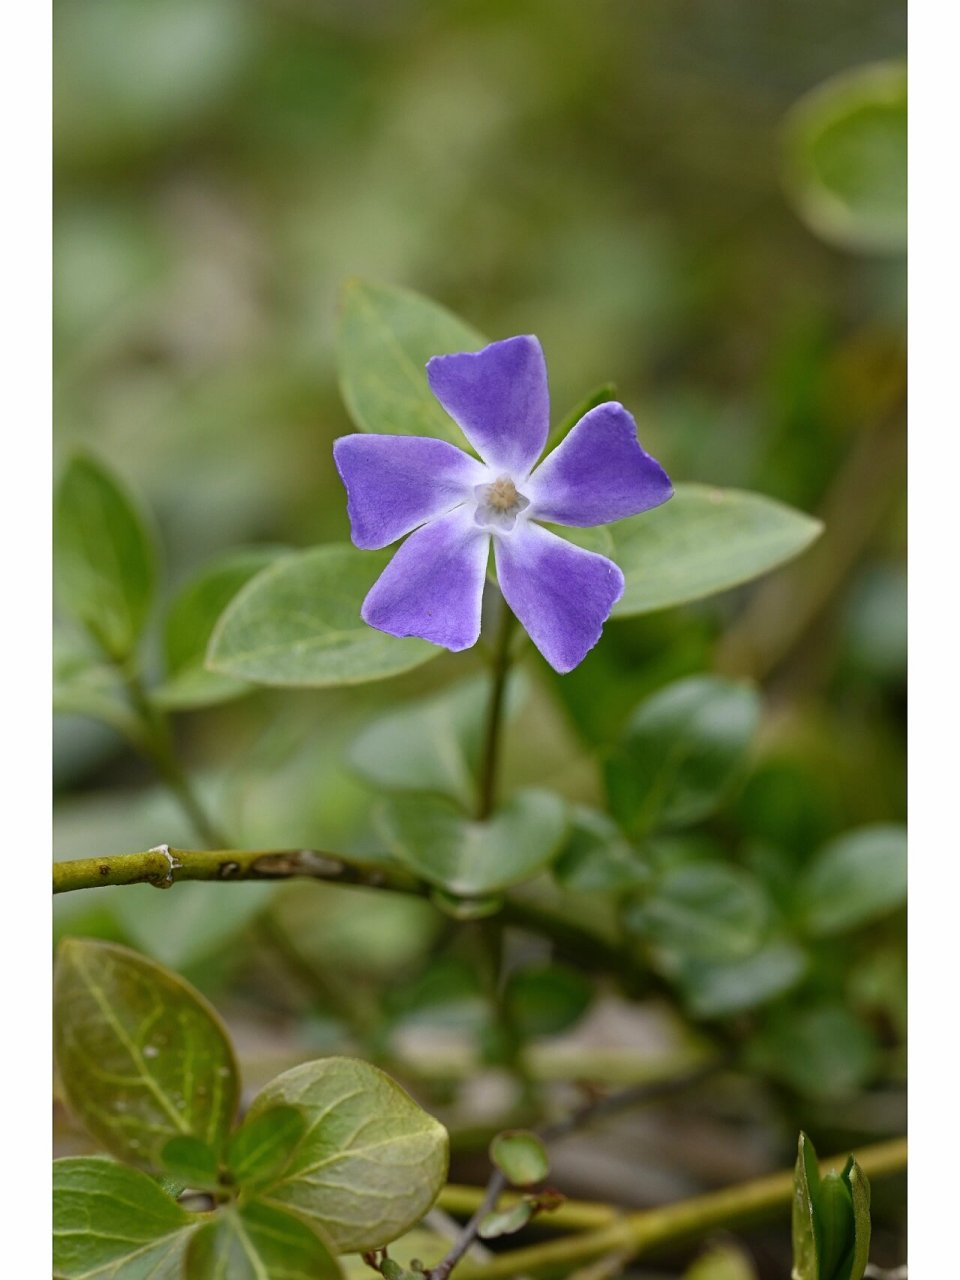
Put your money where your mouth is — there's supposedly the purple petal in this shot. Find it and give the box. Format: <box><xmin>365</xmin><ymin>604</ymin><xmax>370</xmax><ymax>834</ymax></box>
<box><xmin>334</xmin><ymin>434</ymin><xmax>484</xmax><ymax>550</ymax></box>
<box><xmin>494</xmin><ymin>522</ymin><xmax>624</xmax><ymax>673</ymax></box>
<box><xmin>527</xmin><ymin>402</ymin><xmax>673</xmax><ymax>527</ymax></box>
<box><xmin>362</xmin><ymin>507</ymin><xmax>490</xmax><ymax>651</ymax></box>
<box><xmin>426</xmin><ymin>335</ymin><xmax>550</xmax><ymax>475</ymax></box>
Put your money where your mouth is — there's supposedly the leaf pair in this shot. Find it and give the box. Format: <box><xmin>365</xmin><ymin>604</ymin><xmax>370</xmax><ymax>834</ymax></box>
<box><xmin>54</xmin><ymin>939</ymin><xmax>450</xmax><ymax>1277</ymax></box>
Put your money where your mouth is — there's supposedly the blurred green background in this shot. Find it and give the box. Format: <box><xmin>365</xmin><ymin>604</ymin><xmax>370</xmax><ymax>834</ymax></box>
<box><xmin>53</xmin><ymin>0</ymin><xmax>906</xmax><ymax>1273</ymax></box>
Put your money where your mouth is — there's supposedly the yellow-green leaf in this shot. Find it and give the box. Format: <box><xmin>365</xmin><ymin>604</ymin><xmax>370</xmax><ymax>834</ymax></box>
<box><xmin>53</xmin><ymin>938</ymin><xmax>239</xmax><ymax>1170</ymax></box>
<box><xmin>246</xmin><ymin>1056</ymin><xmax>449</xmax><ymax>1253</ymax></box>
<box><xmin>611</xmin><ymin>484</ymin><xmax>822</xmax><ymax>617</ymax></box>
<box><xmin>53</xmin><ymin>1156</ymin><xmax>197</xmax><ymax>1279</ymax></box>
<box><xmin>206</xmin><ymin>544</ymin><xmax>439</xmax><ymax>687</ymax></box>
<box><xmin>338</xmin><ymin>279</ymin><xmax>487</xmax><ymax>445</ymax></box>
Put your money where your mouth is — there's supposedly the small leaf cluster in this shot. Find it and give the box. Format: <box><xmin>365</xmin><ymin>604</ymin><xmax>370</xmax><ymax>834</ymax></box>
<box><xmin>53</xmin><ymin>939</ymin><xmax>449</xmax><ymax>1279</ymax></box>
<box><xmin>792</xmin><ymin>1133</ymin><xmax>871</xmax><ymax>1280</ymax></box>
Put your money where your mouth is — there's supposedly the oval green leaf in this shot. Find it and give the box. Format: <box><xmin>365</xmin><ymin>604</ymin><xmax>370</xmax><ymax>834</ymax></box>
<box><xmin>607</xmin><ymin>676</ymin><xmax>762</xmax><ymax>835</ymax></box>
<box><xmin>225</xmin><ymin>1104</ymin><xmax>307</xmax><ymax>1191</ymax></box>
<box><xmin>154</xmin><ymin>546</ymin><xmax>286</xmax><ymax>709</ymax></box>
<box><xmin>185</xmin><ymin>1201</ymin><xmax>342</xmax><ymax>1279</ymax></box>
<box><xmin>53</xmin><ymin>938</ymin><xmax>239</xmax><ymax>1169</ymax></box>
<box><xmin>379</xmin><ymin>789</ymin><xmax>569</xmax><ymax>897</ymax></box>
<box><xmin>338</xmin><ymin>279</ymin><xmax>487</xmax><ymax>444</ymax></box>
<box><xmin>626</xmin><ymin>862</ymin><xmax>770</xmax><ymax>963</ymax></box>
<box><xmin>553</xmin><ymin>806</ymin><xmax>651</xmax><ymax>892</ymax></box>
<box><xmin>489</xmin><ymin>1131</ymin><xmax>549</xmax><ymax>1188</ymax></box>
<box><xmin>349</xmin><ymin>673</ymin><xmax>527</xmax><ymax>808</ymax></box>
<box><xmin>53</xmin><ymin>1156</ymin><xmax>196</xmax><ymax>1280</ymax></box>
<box><xmin>610</xmin><ymin>484</ymin><xmax>822</xmax><ymax>618</ymax></box>
<box><xmin>680</xmin><ymin>939</ymin><xmax>808</xmax><ymax>1019</ymax></box>
<box><xmin>245</xmin><ymin>1056</ymin><xmax>449</xmax><ymax>1254</ymax></box>
<box><xmin>479</xmin><ymin>1199</ymin><xmax>536</xmax><ymax>1240</ymax></box>
<box><xmin>160</xmin><ymin>1135</ymin><xmax>220</xmax><ymax>1191</ymax></box>
<box><xmin>206</xmin><ymin>544</ymin><xmax>439</xmax><ymax>687</ymax></box>
<box><xmin>783</xmin><ymin>61</ymin><xmax>906</xmax><ymax>254</ymax></box>
<box><xmin>796</xmin><ymin>825</ymin><xmax>907</xmax><ymax>937</ymax></box>
<box><xmin>54</xmin><ymin>453</ymin><xmax>158</xmax><ymax>661</ymax></box>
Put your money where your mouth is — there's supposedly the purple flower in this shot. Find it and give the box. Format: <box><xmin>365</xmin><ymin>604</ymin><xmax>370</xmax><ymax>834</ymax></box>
<box><xmin>334</xmin><ymin>335</ymin><xmax>672</xmax><ymax>673</ymax></box>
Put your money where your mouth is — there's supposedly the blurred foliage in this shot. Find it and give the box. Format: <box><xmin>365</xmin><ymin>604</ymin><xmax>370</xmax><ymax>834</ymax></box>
<box><xmin>54</xmin><ymin>1</ymin><xmax>906</xmax><ymax>1276</ymax></box>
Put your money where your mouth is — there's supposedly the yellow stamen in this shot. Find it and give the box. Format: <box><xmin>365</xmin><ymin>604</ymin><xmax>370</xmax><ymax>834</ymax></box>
<box><xmin>488</xmin><ymin>477</ymin><xmax>519</xmax><ymax>512</ymax></box>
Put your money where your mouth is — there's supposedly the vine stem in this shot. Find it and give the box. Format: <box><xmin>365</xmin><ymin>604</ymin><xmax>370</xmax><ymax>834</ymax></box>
<box><xmin>51</xmin><ymin>847</ymin><xmax>668</xmax><ymax>994</ymax></box>
<box><xmin>477</xmin><ymin>595</ymin><xmax>517</xmax><ymax>822</ymax></box>
<box><xmin>451</xmin><ymin>1137</ymin><xmax>907</xmax><ymax>1279</ymax></box>
<box><xmin>121</xmin><ymin>671</ymin><xmax>227</xmax><ymax>848</ymax></box>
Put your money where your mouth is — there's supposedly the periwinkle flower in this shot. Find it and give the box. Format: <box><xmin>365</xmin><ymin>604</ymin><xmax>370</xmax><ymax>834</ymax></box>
<box><xmin>334</xmin><ymin>335</ymin><xmax>672</xmax><ymax>673</ymax></box>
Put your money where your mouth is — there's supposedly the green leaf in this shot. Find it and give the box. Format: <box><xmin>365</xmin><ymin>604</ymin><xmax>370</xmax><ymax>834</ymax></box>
<box><xmin>379</xmin><ymin>789</ymin><xmax>568</xmax><ymax>897</ymax></box>
<box><xmin>479</xmin><ymin>1199</ymin><xmax>536</xmax><ymax>1240</ymax></box>
<box><xmin>818</xmin><ymin>1173</ymin><xmax>855</xmax><ymax>1280</ymax></box>
<box><xmin>844</xmin><ymin>1158</ymin><xmax>872</xmax><ymax>1280</ymax></box>
<box><xmin>553</xmin><ymin>807</ymin><xmax>651</xmax><ymax>892</ymax></box>
<box><xmin>610</xmin><ymin>484</ymin><xmax>822</xmax><ymax>618</ymax></box>
<box><xmin>53</xmin><ymin>625</ymin><xmax>137</xmax><ymax>735</ymax></box>
<box><xmin>244</xmin><ymin>1056</ymin><xmax>449</xmax><ymax>1253</ymax></box>
<box><xmin>684</xmin><ymin>1243</ymin><xmax>758</xmax><ymax>1280</ymax></box>
<box><xmin>225</xmin><ymin>1105</ymin><xmax>307</xmax><ymax>1191</ymax></box>
<box><xmin>796</xmin><ymin>825</ymin><xmax>907</xmax><ymax>937</ymax></box>
<box><xmin>793</xmin><ymin>1132</ymin><xmax>823</xmax><ymax>1280</ymax></box>
<box><xmin>153</xmin><ymin>546</ymin><xmax>285</xmax><ymax>709</ymax></box>
<box><xmin>489</xmin><ymin>1131</ymin><xmax>549</xmax><ymax>1187</ymax></box>
<box><xmin>783</xmin><ymin>61</ymin><xmax>906</xmax><ymax>254</ymax></box>
<box><xmin>54</xmin><ymin>454</ymin><xmax>158</xmax><ymax>661</ymax></box>
<box><xmin>679</xmin><ymin>939</ymin><xmax>808</xmax><ymax>1018</ymax></box>
<box><xmin>505</xmin><ymin>964</ymin><xmax>593</xmax><ymax>1038</ymax></box>
<box><xmin>185</xmin><ymin>1201</ymin><xmax>342</xmax><ymax>1279</ymax></box>
<box><xmin>547</xmin><ymin>382</ymin><xmax>618</xmax><ymax>450</ymax></box>
<box><xmin>53</xmin><ymin>1156</ymin><xmax>196</xmax><ymax>1279</ymax></box>
<box><xmin>53</xmin><ymin>938</ymin><xmax>239</xmax><ymax>1169</ymax></box>
<box><xmin>338</xmin><ymin>279</ymin><xmax>487</xmax><ymax>445</ymax></box>
<box><xmin>206</xmin><ymin>544</ymin><xmax>439</xmax><ymax>687</ymax></box>
<box><xmin>160</xmin><ymin>1135</ymin><xmax>220</xmax><ymax>1191</ymax></box>
<box><xmin>626</xmin><ymin>862</ymin><xmax>770</xmax><ymax>962</ymax></box>
<box><xmin>606</xmin><ymin>676</ymin><xmax>761</xmax><ymax>835</ymax></box>
<box><xmin>753</xmin><ymin>1006</ymin><xmax>879</xmax><ymax>1101</ymax></box>
<box><xmin>349</xmin><ymin>674</ymin><xmax>527</xmax><ymax>809</ymax></box>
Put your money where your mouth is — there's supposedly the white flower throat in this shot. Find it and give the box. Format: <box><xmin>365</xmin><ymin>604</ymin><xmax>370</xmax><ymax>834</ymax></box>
<box><xmin>473</xmin><ymin>474</ymin><xmax>530</xmax><ymax>532</ymax></box>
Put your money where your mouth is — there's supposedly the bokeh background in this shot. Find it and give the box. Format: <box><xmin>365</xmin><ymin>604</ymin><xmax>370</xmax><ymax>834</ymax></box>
<box><xmin>54</xmin><ymin>1</ymin><xmax>906</xmax><ymax>1275</ymax></box>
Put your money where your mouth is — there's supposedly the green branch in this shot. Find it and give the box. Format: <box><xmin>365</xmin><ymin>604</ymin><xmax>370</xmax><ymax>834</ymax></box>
<box><xmin>52</xmin><ymin>846</ymin><xmax>417</xmax><ymax>896</ymax></box>
<box><xmin>452</xmin><ymin>1137</ymin><xmax>907</xmax><ymax>1278</ymax></box>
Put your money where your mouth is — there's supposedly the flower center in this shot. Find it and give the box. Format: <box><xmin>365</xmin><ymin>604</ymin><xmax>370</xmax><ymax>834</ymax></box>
<box><xmin>473</xmin><ymin>474</ymin><xmax>530</xmax><ymax>532</ymax></box>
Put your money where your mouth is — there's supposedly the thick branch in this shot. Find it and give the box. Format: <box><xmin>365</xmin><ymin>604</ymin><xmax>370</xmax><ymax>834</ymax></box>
<box><xmin>52</xmin><ymin>846</ymin><xmax>416</xmax><ymax>895</ymax></box>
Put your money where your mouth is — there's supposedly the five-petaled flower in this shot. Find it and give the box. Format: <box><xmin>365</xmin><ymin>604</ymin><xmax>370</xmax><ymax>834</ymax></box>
<box><xmin>334</xmin><ymin>335</ymin><xmax>673</xmax><ymax>673</ymax></box>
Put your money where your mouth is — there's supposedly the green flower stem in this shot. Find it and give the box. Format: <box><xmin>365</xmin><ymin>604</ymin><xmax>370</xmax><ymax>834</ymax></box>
<box><xmin>121</xmin><ymin>670</ymin><xmax>227</xmax><ymax>849</ymax></box>
<box><xmin>452</xmin><ymin>1137</ymin><xmax>907</xmax><ymax>1279</ymax></box>
<box><xmin>477</xmin><ymin>595</ymin><xmax>518</xmax><ymax>822</ymax></box>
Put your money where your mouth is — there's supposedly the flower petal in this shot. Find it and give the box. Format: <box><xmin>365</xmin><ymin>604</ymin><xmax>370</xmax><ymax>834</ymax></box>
<box><xmin>334</xmin><ymin>434</ymin><xmax>485</xmax><ymax>550</ymax></box>
<box><xmin>494</xmin><ymin>522</ymin><xmax>624</xmax><ymax>673</ymax></box>
<box><xmin>426</xmin><ymin>335</ymin><xmax>550</xmax><ymax>475</ymax></box>
<box><xmin>526</xmin><ymin>402</ymin><xmax>673</xmax><ymax>527</ymax></box>
<box><xmin>362</xmin><ymin>507</ymin><xmax>490</xmax><ymax>651</ymax></box>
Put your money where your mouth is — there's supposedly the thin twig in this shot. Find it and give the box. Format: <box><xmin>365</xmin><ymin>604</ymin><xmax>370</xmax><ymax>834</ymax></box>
<box><xmin>425</xmin><ymin>1061</ymin><xmax>726</xmax><ymax>1280</ymax></box>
